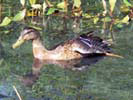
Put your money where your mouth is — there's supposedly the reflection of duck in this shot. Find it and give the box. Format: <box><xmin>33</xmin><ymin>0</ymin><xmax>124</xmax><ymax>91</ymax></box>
<box><xmin>12</xmin><ymin>27</ymin><xmax>123</xmax><ymax>85</ymax></box>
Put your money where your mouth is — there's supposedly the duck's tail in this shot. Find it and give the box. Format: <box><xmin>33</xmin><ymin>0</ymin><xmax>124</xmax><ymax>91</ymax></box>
<box><xmin>105</xmin><ymin>53</ymin><xmax>123</xmax><ymax>58</ymax></box>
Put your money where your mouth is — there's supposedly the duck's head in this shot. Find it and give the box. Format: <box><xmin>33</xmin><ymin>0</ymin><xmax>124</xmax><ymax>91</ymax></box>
<box><xmin>12</xmin><ymin>27</ymin><xmax>40</xmax><ymax>49</ymax></box>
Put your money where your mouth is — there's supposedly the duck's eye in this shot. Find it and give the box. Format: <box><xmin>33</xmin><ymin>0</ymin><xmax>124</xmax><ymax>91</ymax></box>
<box><xmin>23</xmin><ymin>32</ymin><xmax>37</xmax><ymax>40</ymax></box>
<box><xmin>21</xmin><ymin>28</ymin><xmax>34</xmax><ymax>35</ymax></box>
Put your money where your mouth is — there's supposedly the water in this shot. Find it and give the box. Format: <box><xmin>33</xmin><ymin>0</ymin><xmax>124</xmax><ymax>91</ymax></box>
<box><xmin>0</xmin><ymin>1</ymin><xmax>133</xmax><ymax>100</ymax></box>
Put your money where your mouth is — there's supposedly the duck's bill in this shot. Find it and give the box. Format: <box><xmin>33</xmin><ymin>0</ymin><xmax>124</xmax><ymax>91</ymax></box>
<box><xmin>12</xmin><ymin>36</ymin><xmax>25</xmax><ymax>49</ymax></box>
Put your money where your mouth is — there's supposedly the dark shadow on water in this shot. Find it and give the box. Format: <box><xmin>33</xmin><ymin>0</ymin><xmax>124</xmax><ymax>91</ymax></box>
<box><xmin>73</xmin><ymin>54</ymin><xmax>105</xmax><ymax>70</ymax></box>
<box><xmin>21</xmin><ymin>54</ymin><xmax>105</xmax><ymax>86</ymax></box>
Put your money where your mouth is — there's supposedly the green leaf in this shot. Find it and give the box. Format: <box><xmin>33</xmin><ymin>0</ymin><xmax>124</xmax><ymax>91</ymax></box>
<box><xmin>31</xmin><ymin>4</ymin><xmax>42</xmax><ymax>9</ymax></box>
<box><xmin>57</xmin><ymin>2</ymin><xmax>65</xmax><ymax>9</ymax></box>
<box><xmin>43</xmin><ymin>1</ymin><xmax>47</xmax><ymax>13</ymax></box>
<box><xmin>29</xmin><ymin>0</ymin><xmax>36</xmax><ymax>5</ymax></box>
<box><xmin>120</xmin><ymin>5</ymin><xmax>130</xmax><ymax>12</ymax></box>
<box><xmin>116</xmin><ymin>23</ymin><xmax>123</xmax><ymax>28</ymax></box>
<box><xmin>82</xmin><ymin>13</ymin><xmax>92</xmax><ymax>18</ymax></box>
<box><xmin>28</xmin><ymin>25</ymin><xmax>42</xmax><ymax>30</ymax></box>
<box><xmin>93</xmin><ymin>16</ymin><xmax>99</xmax><ymax>24</ymax></box>
<box><xmin>121</xmin><ymin>15</ymin><xmax>129</xmax><ymax>24</ymax></box>
<box><xmin>101</xmin><ymin>17</ymin><xmax>111</xmax><ymax>22</ymax></box>
<box><xmin>0</xmin><ymin>17</ymin><xmax>11</xmax><ymax>27</ymax></box>
<box><xmin>46</xmin><ymin>8</ymin><xmax>58</xmax><ymax>15</ymax></box>
<box><xmin>73</xmin><ymin>0</ymin><xmax>81</xmax><ymax>8</ymax></box>
<box><xmin>20</xmin><ymin>0</ymin><xmax>25</xmax><ymax>7</ymax></box>
<box><xmin>123</xmin><ymin>0</ymin><xmax>132</xmax><ymax>7</ymax></box>
<box><xmin>13</xmin><ymin>9</ymin><xmax>26</xmax><ymax>21</ymax></box>
<box><xmin>0</xmin><ymin>59</ymin><xmax>4</xmax><ymax>66</ymax></box>
<box><xmin>4</xmin><ymin>30</ymin><xmax>10</xmax><ymax>34</ymax></box>
<box><xmin>109</xmin><ymin>0</ymin><xmax>117</xmax><ymax>12</ymax></box>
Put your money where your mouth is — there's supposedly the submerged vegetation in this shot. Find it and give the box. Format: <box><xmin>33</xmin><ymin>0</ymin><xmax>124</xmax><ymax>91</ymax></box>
<box><xmin>0</xmin><ymin>0</ymin><xmax>133</xmax><ymax>100</ymax></box>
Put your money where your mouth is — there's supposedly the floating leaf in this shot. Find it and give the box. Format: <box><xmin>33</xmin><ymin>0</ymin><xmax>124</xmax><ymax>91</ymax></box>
<box><xmin>13</xmin><ymin>9</ymin><xmax>26</xmax><ymax>21</ymax></box>
<box><xmin>46</xmin><ymin>8</ymin><xmax>58</xmax><ymax>15</ymax></box>
<box><xmin>109</xmin><ymin>0</ymin><xmax>117</xmax><ymax>12</ymax></box>
<box><xmin>73</xmin><ymin>0</ymin><xmax>81</xmax><ymax>8</ymax></box>
<box><xmin>121</xmin><ymin>15</ymin><xmax>129</xmax><ymax>24</ymax></box>
<box><xmin>123</xmin><ymin>0</ymin><xmax>132</xmax><ymax>7</ymax></box>
<box><xmin>29</xmin><ymin>0</ymin><xmax>36</xmax><ymax>5</ymax></box>
<box><xmin>0</xmin><ymin>17</ymin><xmax>11</xmax><ymax>27</ymax></box>
<box><xmin>20</xmin><ymin>0</ymin><xmax>25</xmax><ymax>7</ymax></box>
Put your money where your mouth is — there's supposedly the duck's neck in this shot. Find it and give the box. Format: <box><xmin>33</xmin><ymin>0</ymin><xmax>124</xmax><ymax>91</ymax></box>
<box><xmin>32</xmin><ymin>38</ymin><xmax>48</xmax><ymax>59</ymax></box>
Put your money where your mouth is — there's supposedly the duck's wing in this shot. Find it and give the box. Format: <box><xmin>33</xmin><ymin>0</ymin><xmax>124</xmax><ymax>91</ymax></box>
<box><xmin>72</xmin><ymin>34</ymin><xmax>111</xmax><ymax>55</ymax></box>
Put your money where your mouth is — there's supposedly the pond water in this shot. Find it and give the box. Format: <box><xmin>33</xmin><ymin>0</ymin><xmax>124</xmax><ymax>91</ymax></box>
<box><xmin>0</xmin><ymin>1</ymin><xmax>133</xmax><ymax>100</ymax></box>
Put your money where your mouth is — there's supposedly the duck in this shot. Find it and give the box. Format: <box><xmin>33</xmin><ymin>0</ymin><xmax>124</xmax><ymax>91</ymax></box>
<box><xmin>12</xmin><ymin>27</ymin><xmax>123</xmax><ymax>85</ymax></box>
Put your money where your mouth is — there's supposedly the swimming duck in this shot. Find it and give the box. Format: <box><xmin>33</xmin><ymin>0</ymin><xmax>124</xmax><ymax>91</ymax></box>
<box><xmin>12</xmin><ymin>27</ymin><xmax>122</xmax><ymax>84</ymax></box>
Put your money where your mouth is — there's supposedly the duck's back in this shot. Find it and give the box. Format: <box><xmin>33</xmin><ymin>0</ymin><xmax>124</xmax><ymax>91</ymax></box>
<box><xmin>71</xmin><ymin>34</ymin><xmax>111</xmax><ymax>55</ymax></box>
<box><xmin>48</xmin><ymin>33</ymin><xmax>111</xmax><ymax>60</ymax></box>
